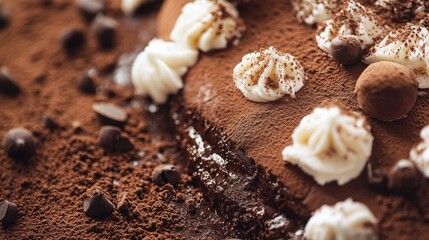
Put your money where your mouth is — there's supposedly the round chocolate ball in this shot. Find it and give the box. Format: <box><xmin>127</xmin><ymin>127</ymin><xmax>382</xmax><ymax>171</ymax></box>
<box><xmin>355</xmin><ymin>61</ymin><xmax>418</xmax><ymax>121</ymax></box>
<box><xmin>388</xmin><ymin>159</ymin><xmax>423</xmax><ymax>193</ymax></box>
<box><xmin>330</xmin><ymin>36</ymin><xmax>362</xmax><ymax>65</ymax></box>
<box><xmin>2</xmin><ymin>128</ymin><xmax>36</xmax><ymax>160</ymax></box>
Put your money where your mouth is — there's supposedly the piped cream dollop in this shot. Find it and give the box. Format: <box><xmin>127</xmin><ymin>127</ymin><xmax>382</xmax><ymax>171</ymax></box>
<box><xmin>170</xmin><ymin>0</ymin><xmax>245</xmax><ymax>52</ymax></box>
<box><xmin>316</xmin><ymin>0</ymin><xmax>386</xmax><ymax>54</ymax></box>
<box><xmin>410</xmin><ymin>125</ymin><xmax>429</xmax><ymax>178</ymax></box>
<box><xmin>305</xmin><ymin>199</ymin><xmax>378</xmax><ymax>240</ymax></box>
<box><xmin>131</xmin><ymin>39</ymin><xmax>198</xmax><ymax>104</ymax></box>
<box><xmin>292</xmin><ymin>0</ymin><xmax>340</xmax><ymax>25</ymax></box>
<box><xmin>233</xmin><ymin>47</ymin><xmax>305</xmax><ymax>102</ymax></box>
<box><xmin>364</xmin><ymin>25</ymin><xmax>429</xmax><ymax>89</ymax></box>
<box><xmin>282</xmin><ymin>106</ymin><xmax>373</xmax><ymax>185</ymax></box>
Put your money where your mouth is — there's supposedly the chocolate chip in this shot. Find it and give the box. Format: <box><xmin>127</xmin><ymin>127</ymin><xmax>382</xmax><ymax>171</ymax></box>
<box><xmin>388</xmin><ymin>159</ymin><xmax>423</xmax><ymax>193</ymax></box>
<box><xmin>0</xmin><ymin>67</ymin><xmax>21</xmax><ymax>96</ymax></box>
<box><xmin>60</xmin><ymin>28</ymin><xmax>86</xmax><ymax>54</ymax></box>
<box><xmin>99</xmin><ymin>126</ymin><xmax>133</xmax><ymax>152</ymax></box>
<box><xmin>367</xmin><ymin>163</ymin><xmax>387</xmax><ymax>188</ymax></box>
<box><xmin>83</xmin><ymin>190</ymin><xmax>115</xmax><ymax>219</ymax></box>
<box><xmin>91</xmin><ymin>14</ymin><xmax>118</xmax><ymax>49</ymax></box>
<box><xmin>330</xmin><ymin>36</ymin><xmax>362</xmax><ymax>65</ymax></box>
<box><xmin>76</xmin><ymin>0</ymin><xmax>104</xmax><ymax>23</ymax></box>
<box><xmin>93</xmin><ymin>103</ymin><xmax>128</xmax><ymax>127</ymax></box>
<box><xmin>117</xmin><ymin>193</ymin><xmax>130</xmax><ymax>215</ymax></box>
<box><xmin>152</xmin><ymin>165</ymin><xmax>181</xmax><ymax>187</ymax></box>
<box><xmin>0</xmin><ymin>200</ymin><xmax>18</xmax><ymax>226</ymax></box>
<box><xmin>2</xmin><ymin>128</ymin><xmax>36</xmax><ymax>160</ymax></box>
<box><xmin>42</xmin><ymin>112</ymin><xmax>59</xmax><ymax>130</ymax></box>
<box><xmin>0</xmin><ymin>6</ymin><xmax>10</xmax><ymax>28</ymax></box>
<box><xmin>78</xmin><ymin>69</ymin><xmax>97</xmax><ymax>94</ymax></box>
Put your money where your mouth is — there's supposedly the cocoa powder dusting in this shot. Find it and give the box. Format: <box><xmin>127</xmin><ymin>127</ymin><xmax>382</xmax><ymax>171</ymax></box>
<box><xmin>0</xmin><ymin>0</ymin><xmax>238</xmax><ymax>239</ymax></box>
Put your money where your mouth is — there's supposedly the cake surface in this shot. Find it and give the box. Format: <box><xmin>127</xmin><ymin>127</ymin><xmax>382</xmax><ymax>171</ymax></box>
<box><xmin>158</xmin><ymin>0</ymin><xmax>429</xmax><ymax>239</ymax></box>
<box><xmin>0</xmin><ymin>0</ymin><xmax>240</xmax><ymax>239</ymax></box>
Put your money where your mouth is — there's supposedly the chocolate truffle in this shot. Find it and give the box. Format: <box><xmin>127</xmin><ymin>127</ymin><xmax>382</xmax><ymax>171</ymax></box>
<box><xmin>388</xmin><ymin>159</ymin><xmax>423</xmax><ymax>194</ymax></box>
<box><xmin>330</xmin><ymin>36</ymin><xmax>362</xmax><ymax>65</ymax></box>
<box><xmin>355</xmin><ymin>61</ymin><xmax>418</xmax><ymax>121</ymax></box>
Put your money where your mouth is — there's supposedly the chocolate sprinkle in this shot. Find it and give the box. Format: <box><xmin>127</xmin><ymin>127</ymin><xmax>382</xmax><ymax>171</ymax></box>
<box><xmin>78</xmin><ymin>69</ymin><xmax>97</xmax><ymax>94</ymax></box>
<box><xmin>2</xmin><ymin>127</ymin><xmax>36</xmax><ymax>160</ymax></box>
<box><xmin>99</xmin><ymin>126</ymin><xmax>134</xmax><ymax>152</ymax></box>
<box><xmin>91</xmin><ymin>14</ymin><xmax>117</xmax><ymax>49</ymax></box>
<box><xmin>0</xmin><ymin>200</ymin><xmax>18</xmax><ymax>226</ymax></box>
<box><xmin>93</xmin><ymin>103</ymin><xmax>128</xmax><ymax>127</ymax></box>
<box><xmin>0</xmin><ymin>67</ymin><xmax>21</xmax><ymax>96</ymax></box>
<box><xmin>152</xmin><ymin>165</ymin><xmax>181</xmax><ymax>187</ymax></box>
<box><xmin>60</xmin><ymin>28</ymin><xmax>86</xmax><ymax>54</ymax></box>
<box><xmin>83</xmin><ymin>190</ymin><xmax>115</xmax><ymax>219</ymax></box>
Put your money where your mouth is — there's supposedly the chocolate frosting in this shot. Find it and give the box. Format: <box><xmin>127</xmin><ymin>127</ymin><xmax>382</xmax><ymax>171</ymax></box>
<box><xmin>158</xmin><ymin>0</ymin><xmax>429</xmax><ymax>238</ymax></box>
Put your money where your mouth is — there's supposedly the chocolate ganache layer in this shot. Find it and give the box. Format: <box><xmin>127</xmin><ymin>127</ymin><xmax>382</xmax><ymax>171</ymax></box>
<box><xmin>158</xmin><ymin>0</ymin><xmax>429</xmax><ymax>239</ymax></box>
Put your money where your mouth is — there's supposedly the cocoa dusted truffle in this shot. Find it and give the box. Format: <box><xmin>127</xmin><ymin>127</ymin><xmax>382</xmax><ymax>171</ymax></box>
<box><xmin>355</xmin><ymin>61</ymin><xmax>418</xmax><ymax>121</ymax></box>
<box><xmin>330</xmin><ymin>36</ymin><xmax>362</xmax><ymax>66</ymax></box>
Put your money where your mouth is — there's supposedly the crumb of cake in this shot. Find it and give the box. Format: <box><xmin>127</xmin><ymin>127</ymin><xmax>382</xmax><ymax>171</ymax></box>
<box><xmin>233</xmin><ymin>46</ymin><xmax>305</xmax><ymax>102</ymax></box>
<box><xmin>305</xmin><ymin>199</ymin><xmax>378</xmax><ymax>240</ymax></box>
<box><xmin>282</xmin><ymin>105</ymin><xmax>373</xmax><ymax>185</ymax></box>
<box><xmin>355</xmin><ymin>61</ymin><xmax>418</xmax><ymax>121</ymax></box>
<box><xmin>170</xmin><ymin>0</ymin><xmax>245</xmax><ymax>52</ymax></box>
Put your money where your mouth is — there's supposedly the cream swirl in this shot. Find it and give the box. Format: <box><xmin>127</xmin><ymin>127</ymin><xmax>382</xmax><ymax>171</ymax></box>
<box><xmin>282</xmin><ymin>106</ymin><xmax>373</xmax><ymax>185</ymax></box>
<box><xmin>292</xmin><ymin>0</ymin><xmax>340</xmax><ymax>25</ymax></box>
<box><xmin>233</xmin><ymin>47</ymin><xmax>305</xmax><ymax>102</ymax></box>
<box><xmin>131</xmin><ymin>39</ymin><xmax>198</xmax><ymax>104</ymax></box>
<box><xmin>305</xmin><ymin>199</ymin><xmax>378</xmax><ymax>240</ymax></box>
<box><xmin>364</xmin><ymin>25</ymin><xmax>429</xmax><ymax>89</ymax></box>
<box><xmin>170</xmin><ymin>0</ymin><xmax>245</xmax><ymax>52</ymax></box>
<box><xmin>410</xmin><ymin>125</ymin><xmax>429</xmax><ymax>178</ymax></box>
<box><xmin>316</xmin><ymin>0</ymin><xmax>386</xmax><ymax>54</ymax></box>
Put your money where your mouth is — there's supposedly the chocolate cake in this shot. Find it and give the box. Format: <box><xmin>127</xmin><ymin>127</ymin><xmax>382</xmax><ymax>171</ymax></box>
<box><xmin>151</xmin><ymin>0</ymin><xmax>429</xmax><ymax>239</ymax></box>
<box><xmin>2</xmin><ymin>0</ymin><xmax>429</xmax><ymax>239</ymax></box>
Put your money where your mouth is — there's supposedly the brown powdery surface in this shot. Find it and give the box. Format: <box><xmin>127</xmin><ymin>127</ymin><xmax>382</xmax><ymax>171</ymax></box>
<box><xmin>0</xmin><ymin>0</ymin><xmax>237</xmax><ymax>239</ymax></box>
<box><xmin>159</xmin><ymin>0</ymin><xmax>429</xmax><ymax>239</ymax></box>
